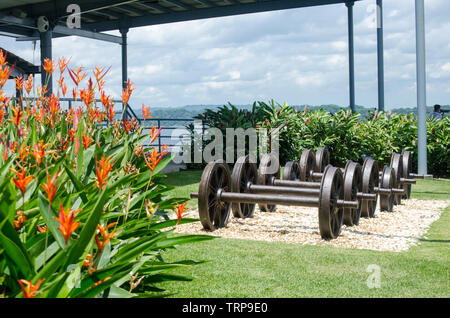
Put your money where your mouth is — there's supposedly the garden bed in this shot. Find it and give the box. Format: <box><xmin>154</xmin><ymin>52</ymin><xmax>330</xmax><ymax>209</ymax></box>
<box><xmin>175</xmin><ymin>199</ymin><xmax>450</xmax><ymax>252</ymax></box>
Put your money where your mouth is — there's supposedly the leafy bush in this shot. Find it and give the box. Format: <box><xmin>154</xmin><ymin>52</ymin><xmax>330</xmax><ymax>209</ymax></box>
<box><xmin>0</xmin><ymin>51</ymin><xmax>213</xmax><ymax>298</ymax></box>
<box><xmin>185</xmin><ymin>102</ymin><xmax>272</xmax><ymax>168</ymax></box>
<box><xmin>195</xmin><ymin>101</ymin><xmax>449</xmax><ymax>177</ymax></box>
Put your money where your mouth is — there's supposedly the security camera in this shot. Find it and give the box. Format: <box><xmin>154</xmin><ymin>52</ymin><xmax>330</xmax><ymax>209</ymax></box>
<box><xmin>37</xmin><ymin>16</ymin><xmax>49</xmax><ymax>32</ymax></box>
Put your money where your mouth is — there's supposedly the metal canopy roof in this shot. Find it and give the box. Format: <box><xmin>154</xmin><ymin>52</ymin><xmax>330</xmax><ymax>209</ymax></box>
<box><xmin>0</xmin><ymin>46</ymin><xmax>40</xmax><ymax>78</ymax></box>
<box><xmin>0</xmin><ymin>0</ymin><xmax>361</xmax><ymax>40</ymax></box>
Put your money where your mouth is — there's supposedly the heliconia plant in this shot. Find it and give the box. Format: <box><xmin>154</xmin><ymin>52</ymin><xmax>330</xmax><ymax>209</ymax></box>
<box><xmin>0</xmin><ymin>49</ymin><xmax>213</xmax><ymax>298</ymax></box>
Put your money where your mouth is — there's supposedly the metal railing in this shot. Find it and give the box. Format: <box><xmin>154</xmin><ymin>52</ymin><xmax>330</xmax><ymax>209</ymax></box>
<box><xmin>15</xmin><ymin>96</ymin><xmax>204</xmax><ymax>153</ymax></box>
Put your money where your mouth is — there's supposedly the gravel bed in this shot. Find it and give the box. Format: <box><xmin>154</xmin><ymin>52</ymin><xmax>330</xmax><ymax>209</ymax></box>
<box><xmin>174</xmin><ymin>199</ymin><xmax>450</xmax><ymax>252</ymax></box>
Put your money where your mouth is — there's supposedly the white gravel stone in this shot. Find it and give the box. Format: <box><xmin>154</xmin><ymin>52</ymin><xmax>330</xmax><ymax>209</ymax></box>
<box><xmin>174</xmin><ymin>199</ymin><xmax>450</xmax><ymax>252</ymax></box>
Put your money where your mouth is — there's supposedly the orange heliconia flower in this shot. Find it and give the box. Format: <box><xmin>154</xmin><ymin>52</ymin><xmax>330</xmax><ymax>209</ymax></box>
<box><xmin>0</xmin><ymin>63</ymin><xmax>14</xmax><ymax>88</ymax></box>
<box><xmin>95</xmin><ymin>155</ymin><xmax>114</xmax><ymax>190</ymax></box>
<box><xmin>148</xmin><ymin>125</ymin><xmax>162</xmax><ymax>145</ymax></box>
<box><xmin>61</xmin><ymin>82</ymin><xmax>67</xmax><ymax>97</ymax></box>
<box><xmin>174</xmin><ymin>202</ymin><xmax>188</xmax><ymax>225</ymax></box>
<box><xmin>121</xmin><ymin>79</ymin><xmax>135</xmax><ymax>107</ymax></box>
<box><xmin>58</xmin><ymin>56</ymin><xmax>71</xmax><ymax>74</ymax></box>
<box><xmin>18</xmin><ymin>143</ymin><xmax>30</xmax><ymax>163</ymax></box>
<box><xmin>106</xmin><ymin>105</ymin><xmax>115</xmax><ymax>123</ymax></box>
<box><xmin>10</xmin><ymin>163</ymin><xmax>34</xmax><ymax>197</ymax></box>
<box><xmin>8</xmin><ymin>105</ymin><xmax>23</xmax><ymax>128</ymax></box>
<box><xmin>15</xmin><ymin>75</ymin><xmax>24</xmax><ymax>92</ymax></box>
<box><xmin>24</xmin><ymin>74</ymin><xmax>33</xmax><ymax>94</ymax></box>
<box><xmin>95</xmin><ymin>222</ymin><xmax>118</xmax><ymax>253</ymax></box>
<box><xmin>32</xmin><ymin>140</ymin><xmax>55</xmax><ymax>166</ymax></box>
<box><xmin>53</xmin><ymin>202</ymin><xmax>81</xmax><ymax>245</ymax></box>
<box><xmin>81</xmin><ymin>135</ymin><xmax>92</xmax><ymax>150</ymax></box>
<box><xmin>143</xmin><ymin>146</ymin><xmax>169</xmax><ymax>173</ymax></box>
<box><xmin>40</xmin><ymin>169</ymin><xmax>59</xmax><ymax>204</ymax></box>
<box><xmin>14</xmin><ymin>211</ymin><xmax>27</xmax><ymax>230</ymax></box>
<box><xmin>100</xmin><ymin>91</ymin><xmax>111</xmax><ymax>109</ymax></box>
<box><xmin>142</xmin><ymin>104</ymin><xmax>151</xmax><ymax>121</ymax></box>
<box><xmin>18</xmin><ymin>279</ymin><xmax>43</xmax><ymax>298</ymax></box>
<box><xmin>94</xmin><ymin>65</ymin><xmax>110</xmax><ymax>85</ymax></box>
<box><xmin>68</xmin><ymin>67</ymin><xmax>86</xmax><ymax>86</ymax></box>
<box><xmin>43</xmin><ymin>58</ymin><xmax>56</xmax><ymax>75</ymax></box>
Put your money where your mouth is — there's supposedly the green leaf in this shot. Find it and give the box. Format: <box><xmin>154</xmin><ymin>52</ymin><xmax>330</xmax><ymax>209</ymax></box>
<box><xmin>38</xmin><ymin>192</ymin><xmax>66</xmax><ymax>249</ymax></box>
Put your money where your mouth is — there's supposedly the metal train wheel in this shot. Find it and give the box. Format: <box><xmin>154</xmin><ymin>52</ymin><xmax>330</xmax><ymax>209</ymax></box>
<box><xmin>198</xmin><ymin>160</ymin><xmax>232</xmax><ymax>231</ymax></box>
<box><xmin>361</xmin><ymin>157</ymin><xmax>379</xmax><ymax>218</ymax></box>
<box><xmin>315</xmin><ymin>146</ymin><xmax>330</xmax><ymax>173</ymax></box>
<box><xmin>379</xmin><ymin>166</ymin><xmax>395</xmax><ymax>212</ymax></box>
<box><xmin>283</xmin><ymin>161</ymin><xmax>301</xmax><ymax>181</ymax></box>
<box><xmin>401</xmin><ymin>150</ymin><xmax>412</xmax><ymax>199</ymax></box>
<box><xmin>231</xmin><ymin>155</ymin><xmax>257</xmax><ymax>218</ymax></box>
<box><xmin>257</xmin><ymin>153</ymin><xmax>280</xmax><ymax>212</ymax></box>
<box><xmin>299</xmin><ymin>149</ymin><xmax>315</xmax><ymax>181</ymax></box>
<box><xmin>343</xmin><ymin>161</ymin><xmax>362</xmax><ymax>226</ymax></box>
<box><xmin>390</xmin><ymin>153</ymin><xmax>403</xmax><ymax>205</ymax></box>
<box><xmin>318</xmin><ymin>165</ymin><xmax>344</xmax><ymax>240</ymax></box>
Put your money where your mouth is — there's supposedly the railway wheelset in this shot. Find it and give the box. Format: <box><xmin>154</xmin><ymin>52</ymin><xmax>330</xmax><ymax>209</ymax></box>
<box><xmin>190</xmin><ymin>147</ymin><xmax>423</xmax><ymax>240</ymax></box>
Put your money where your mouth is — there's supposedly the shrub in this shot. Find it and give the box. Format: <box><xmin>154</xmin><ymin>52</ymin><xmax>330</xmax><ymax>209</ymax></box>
<box><xmin>194</xmin><ymin>101</ymin><xmax>449</xmax><ymax>177</ymax></box>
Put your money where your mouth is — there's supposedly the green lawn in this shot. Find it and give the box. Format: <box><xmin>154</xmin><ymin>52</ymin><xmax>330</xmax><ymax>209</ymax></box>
<box><xmin>160</xmin><ymin>171</ymin><xmax>450</xmax><ymax>297</ymax></box>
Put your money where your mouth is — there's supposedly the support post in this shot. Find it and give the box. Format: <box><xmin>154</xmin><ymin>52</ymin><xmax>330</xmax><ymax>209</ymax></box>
<box><xmin>346</xmin><ymin>1</ymin><xmax>355</xmax><ymax>112</ymax></box>
<box><xmin>40</xmin><ymin>29</ymin><xmax>52</xmax><ymax>96</ymax></box>
<box><xmin>415</xmin><ymin>0</ymin><xmax>427</xmax><ymax>175</ymax></box>
<box><xmin>120</xmin><ymin>27</ymin><xmax>129</xmax><ymax>120</ymax></box>
<box><xmin>376</xmin><ymin>0</ymin><xmax>384</xmax><ymax>112</ymax></box>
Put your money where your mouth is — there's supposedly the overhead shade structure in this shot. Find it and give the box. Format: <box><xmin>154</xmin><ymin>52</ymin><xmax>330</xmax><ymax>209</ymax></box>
<box><xmin>0</xmin><ymin>0</ymin><xmax>363</xmax><ymax>115</ymax></box>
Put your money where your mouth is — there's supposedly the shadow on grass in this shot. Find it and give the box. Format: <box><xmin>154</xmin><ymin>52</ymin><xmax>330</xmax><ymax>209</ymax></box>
<box><xmin>164</xmin><ymin>170</ymin><xmax>202</xmax><ymax>187</ymax></box>
<box><xmin>417</xmin><ymin>239</ymin><xmax>450</xmax><ymax>243</ymax></box>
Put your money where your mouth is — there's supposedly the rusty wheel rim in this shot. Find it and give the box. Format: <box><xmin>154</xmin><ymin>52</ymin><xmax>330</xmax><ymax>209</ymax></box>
<box><xmin>283</xmin><ymin>161</ymin><xmax>301</xmax><ymax>180</ymax></box>
<box><xmin>299</xmin><ymin>149</ymin><xmax>315</xmax><ymax>181</ymax></box>
<box><xmin>390</xmin><ymin>153</ymin><xmax>403</xmax><ymax>205</ymax></box>
<box><xmin>231</xmin><ymin>155</ymin><xmax>257</xmax><ymax>218</ymax></box>
<box><xmin>198</xmin><ymin>160</ymin><xmax>232</xmax><ymax>231</ymax></box>
<box><xmin>318</xmin><ymin>165</ymin><xmax>343</xmax><ymax>240</ymax></box>
<box><xmin>379</xmin><ymin>166</ymin><xmax>395</xmax><ymax>212</ymax></box>
<box><xmin>361</xmin><ymin>157</ymin><xmax>379</xmax><ymax>218</ymax></box>
<box><xmin>315</xmin><ymin>146</ymin><xmax>330</xmax><ymax>173</ymax></box>
<box><xmin>257</xmin><ymin>153</ymin><xmax>280</xmax><ymax>212</ymax></box>
<box><xmin>401</xmin><ymin>150</ymin><xmax>412</xmax><ymax>199</ymax></box>
<box><xmin>343</xmin><ymin>161</ymin><xmax>362</xmax><ymax>226</ymax></box>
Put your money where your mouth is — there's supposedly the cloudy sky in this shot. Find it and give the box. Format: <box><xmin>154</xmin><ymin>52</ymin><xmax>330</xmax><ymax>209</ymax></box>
<box><xmin>1</xmin><ymin>0</ymin><xmax>449</xmax><ymax>109</ymax></box>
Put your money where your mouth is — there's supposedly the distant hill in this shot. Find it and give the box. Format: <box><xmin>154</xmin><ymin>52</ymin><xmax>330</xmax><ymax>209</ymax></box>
<box><xmin>130</xmin><ymin>103</ymin><xmax>450</xmax><ymax>120</ymax></box>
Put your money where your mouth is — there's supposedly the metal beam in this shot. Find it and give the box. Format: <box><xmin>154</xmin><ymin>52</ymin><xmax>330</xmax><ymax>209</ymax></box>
<box><xmin>376</xmin><ymin>0</ymin><xmax>384</xmax><ymax>112</ymax></box>
<box><xmin>137</xmin><ymin>1</ymin><xmax>169</xmax><ymax>13</ymax></box>
<box><xmin>163</xmin><ymin>0</ymin><xmax>192</xmax><ymax>10</ymax></box>
<box><xmin>193</xmin><ymin>0</ymin><xmax>215</xmax><ymax>7</ymax></box>
<box><xmin>15</xmin><ymin>25</ymin><xmax>123</xmax><ymax>44</ymax></box>
<box><xmin>415</xmin><ymin>0</ymin><xmax>427</xmax><ymax>176</ymax></box>
<box><xmin>53</xmin><ymin>25</ymin><xmax>123</xmax><ymax>43</ymax></box>
<box><xmin>40</xmin><ymin>29</ymin><xmax>52</xmax><ymax>95</ymax></box>
<box><xmin>86</xmin><ymin>0</ymin><xmax>360</xmax><ymax>32</ymax></box>
<box><xmin>120</xmin><ymin>27</ymin><xmax>129</xmax><ymax>119</ymax></box>
<box><xmin>346</xmin><ymin>1</ymin><xmax>355</xmax><ymax>112</ymax></box>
